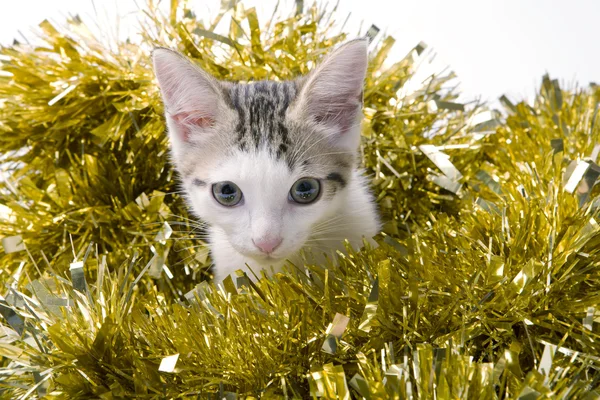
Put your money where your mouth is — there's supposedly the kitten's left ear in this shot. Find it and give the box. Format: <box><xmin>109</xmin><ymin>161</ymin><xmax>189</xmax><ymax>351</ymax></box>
<box><xmin>291</xmin><ymin>39</ymin><xmax>368</xmax><ymax>149</ymax></box>
<box><xmin>152</xmin><ymin>48</ymin><xmax>225</xmax><ymax>145</ymax></box>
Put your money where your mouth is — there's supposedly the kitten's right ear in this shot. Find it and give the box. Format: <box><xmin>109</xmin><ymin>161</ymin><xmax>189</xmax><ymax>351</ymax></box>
<box><xmin>152</xmin><ymin>48</ymin><xmax>222</xmax><ymax>142</ymax></box>
<box><xmin>290</xmin><ymin>39</ymin><xmax>368</xmax><ymax>151</ymax></box>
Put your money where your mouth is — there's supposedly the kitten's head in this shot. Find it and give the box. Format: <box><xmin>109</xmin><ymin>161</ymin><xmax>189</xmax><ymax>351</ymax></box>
<box><xmin>152</xmin><ymin>40</ymin><xmax>368</xmax><ymax>265</ymax></box>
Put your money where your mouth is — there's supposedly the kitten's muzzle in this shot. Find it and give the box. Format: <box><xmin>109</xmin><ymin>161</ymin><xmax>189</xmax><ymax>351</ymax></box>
<box><xmin>252</xmin><ymin>237</ymin><xmax>283</xmax><ymax>255</ymax></box>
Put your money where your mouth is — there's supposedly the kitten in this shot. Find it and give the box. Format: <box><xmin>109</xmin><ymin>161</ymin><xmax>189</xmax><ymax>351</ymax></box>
<box><xmin>152</xmin><ymin>39</ymin><xmax>380</xmax><ymax>283</ymax></box>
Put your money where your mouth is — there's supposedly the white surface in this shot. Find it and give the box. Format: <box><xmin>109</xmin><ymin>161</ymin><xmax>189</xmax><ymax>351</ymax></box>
<box><xmin>0</xmin><ymin>0</ymin><xmax>598</xmax><ymax>105</ymax></box>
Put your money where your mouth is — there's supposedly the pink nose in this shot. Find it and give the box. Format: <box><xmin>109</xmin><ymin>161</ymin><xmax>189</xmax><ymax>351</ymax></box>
<box><xmin>253</xmin><ymin>237</ymin><xmax>283</xmax><ymax>254</ymax></box>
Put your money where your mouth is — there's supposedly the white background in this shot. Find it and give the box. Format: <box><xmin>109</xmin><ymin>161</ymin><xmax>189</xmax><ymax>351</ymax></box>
<box><xmin>0</xmin><ymin>0</ymin><xmax>598</xmax><ymax>105</ymax></box>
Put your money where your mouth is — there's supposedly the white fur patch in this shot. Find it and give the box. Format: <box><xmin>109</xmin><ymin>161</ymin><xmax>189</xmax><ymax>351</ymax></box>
<box><xmin>185</xmin><ymin>149</ymin><xmax>379</xmax><ymax>283</ymax></box>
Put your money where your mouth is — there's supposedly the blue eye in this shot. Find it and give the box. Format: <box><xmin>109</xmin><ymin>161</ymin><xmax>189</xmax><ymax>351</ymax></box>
<box><xmin>290</xmin><ymin>178</ymin><xmax>321</xmax><ymax>204</ymax></box>
<box><xmin>212</xmin><ymin>181</ymin><xmax>243</xmax><ymax>206</ymax></box>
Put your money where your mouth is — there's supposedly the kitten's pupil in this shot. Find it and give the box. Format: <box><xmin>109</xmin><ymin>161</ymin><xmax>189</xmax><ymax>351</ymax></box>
<box><xmin>212</xmin><ymin>181</ymin><xmax>242</xmax><ymax>206</ymax></box>
<box><xmin>290</xmin><ymin>178</ymin><xmax>320</xmax><ymax>204</ymax></box>
<box><xmin>220</xmin><ymin>184</ymin><xmax>238</xmax><ymax>203</ymax></box>
<box><xmin>297</xmin><ymin>182</ymin><xmax>312</xmax><ymax>198</ymax></box>
<box><xmin>222</xmin><ymin>184</ymin><xmax>235</xmax><ymax>195</ymax></box>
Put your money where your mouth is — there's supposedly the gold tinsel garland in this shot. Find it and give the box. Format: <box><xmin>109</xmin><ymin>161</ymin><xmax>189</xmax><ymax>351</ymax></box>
<box><xmin>0</xmin><ymin>0</ymin><xmax>599</xmax><ymax>398</ymax></box>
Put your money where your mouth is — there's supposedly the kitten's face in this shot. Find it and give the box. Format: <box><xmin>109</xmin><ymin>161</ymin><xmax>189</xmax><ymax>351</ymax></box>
<box><xmin>153</xmin><ymin>40</ymin><xmax>368</xmax><ymax>266</ymax></box>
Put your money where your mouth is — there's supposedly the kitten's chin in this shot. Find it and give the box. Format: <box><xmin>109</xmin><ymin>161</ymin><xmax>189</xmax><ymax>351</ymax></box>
<box><xmin>240</xmin><ymin>248</ymin><xmax>303</xmax><ymax>272</ymax></box>
<box><xmin>229</xmin><ymin>244</ymin><xmax>281</xmax><ymax>262</ymax></box>
<box><xmin>247</xmin><ymin>251</ymin><xmax>289</xmax><ymax>264</ymax></box>
<box><xmin>229</xmin><ymin>240</ymin><xmax>299</xmax><ymax>264</ymax></box>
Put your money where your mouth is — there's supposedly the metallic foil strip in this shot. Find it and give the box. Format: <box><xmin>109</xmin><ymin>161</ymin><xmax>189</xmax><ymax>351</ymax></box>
<box><xmin>359</xmin><ymin>278</ymin><xmax>379</xmax><ymax>333</ymax></box>
<box><xmin>0</xmin><ymin>299</ymin><xmax>24</xmax><ymax>335</ymax></box>
<box><xmin>349</xmin><ymin>373</ymin><xmax>369</xmax><ymax>398</ymax></box>
<box><xmin>468</xmin><ymin>110</ymin><xmax>501</xmax><ymax>133</ymax></box>
<box><xmin>365</xmin><ymin>25</ymin><xmax>380</xmax><ymax>43</ymax></box>
<box><xmin>148</xmin><ymin>244</ymin><xmax>170</xmax><ymax>278</ymax></box>
<box><xmin>575</xmin><ymin>163</ymin><xmax>600</xmax><ymax>206</ymax></box>
<box><xmin>69</xmin><ymin>261</ymin><xmax>86</xmax><ymax>293</ymax></box>
<box><xmin>1</xmin><ymin>235</ymin><xmax>25</xmax><ymax>253</ymax></box>
<box><xmin>48</xmin><ymin>84</ymin><xmax>76</xmax><ymax>106</ymax></box>
<box><xmin>499</xmin><ymin>95</ymin><xmax>517</xmax><ymax>114</ymax></box>
<box><xmin>384</xmin><ymin>364</ymin><xmax>403</xmax><ymax>396</ymax></box>
<box><xmin>537</xmin><ymin>339</ymin><xmax>600</xmax><ymax>362</ymax></box>
<box><xmin>583</xmin><ymin>307</ymin><xmax>595</xmax><ymax>331</ymax></box>
<box><xmin>418</xmin><ymin>144</ymin><xmax>463</xmax><ymax>182</ymax></box>
<box><xmin>192</xmin><ymin>28</ymin><xmax>239</xmax><ymax>49</ymax></box>
<box><xmin>428</xmin><ymin>100</ymin><xmax>465</xmax><ymax>112</ymax></box>
<box><xmin>324</xmin><ymin>363</ymin><xmax>350</xmax><ymax>399</ymax></box>
<box><xmin>550</xmin><ymin>138</ymin><xmax>564</xmax><ymax>153</ymax></box>
<box><xmin>154</xmin><ymin>221</ymin><xmax>173</xmax><ymax>243</ymax></box>
<box><xmin>475</xmin><ymin>198</ymin><xmax>501</xmax><ymax>215</ymax></box>
<box><xmin>158</xmin><ymin>353</ymin><xmax>179</xmax><ymax>373</ymax></box>
<box><xmin>27</xmin><ymin>279</ymin><xmax>72</xmax><ymax>316</ymax></box>
<box><xmin>295</xmin><ymin>0</ymin><xmax>304</xmax><ymax>15</ymax></box>
<box><xmin>564</xmin><ymin>160</ymin><xmax>589</xmax><ymax>193</ymax></box>
<box><xmin>476</xmin><ymin>170</ymin><xmax>503</xmax><ymax>195</ymax></box>
<box><xmin>309</xmin><ymin>364</ymin><xmax>350</xmax><ymax>398</ymax></box>
<box><xmin>322</xmin><ymin>313</ymin><xmax>350</xmax><ymax>354</ymax></box>
<box><xmin>222</xmin><ymin>275</ymin><xmax>238</xmax><ymax>296</ymax></box>
<box><xmin>427</xmin><ymin>174</ymin><xmax>462</xmax><ymax>194</ymax></box>
<box><xmin>537</xmin><ymin>343</ymin><xmax>556</xmax><ymax>377</ymax></box>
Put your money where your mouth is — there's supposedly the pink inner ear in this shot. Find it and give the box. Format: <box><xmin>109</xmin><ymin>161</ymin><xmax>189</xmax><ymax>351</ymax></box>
<box><xmin>312</xmin><ymin>96</ymin><xmax>361</xmax><ymax>135</ymax></box>
<box><xmin>172</xmin><ymin>112</ymin><xmax>215</xmax><ymax>141</ymax></box>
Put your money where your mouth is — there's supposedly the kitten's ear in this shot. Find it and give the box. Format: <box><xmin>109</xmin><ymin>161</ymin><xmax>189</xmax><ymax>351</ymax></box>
<box><xmin>152</xmin><ymin>48</ymin><xmax>223</xmax><ymax>143</ymax></box>
<box><xmin>292</xmin><ymin>39</ymin><xmax>368</xmax><ymax>148</ymax></box>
